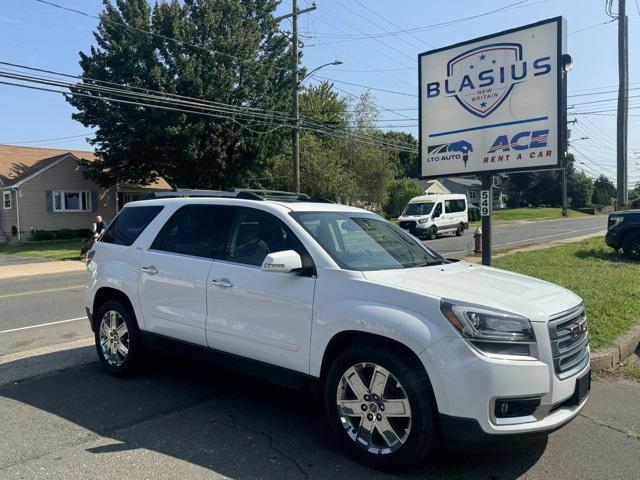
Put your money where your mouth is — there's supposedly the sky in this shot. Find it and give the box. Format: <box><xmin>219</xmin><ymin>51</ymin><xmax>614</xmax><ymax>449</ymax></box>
<box><xmin>0</xmin><ymin>0</ymin><xmax>638</xmax><ymax>187</ymax></box>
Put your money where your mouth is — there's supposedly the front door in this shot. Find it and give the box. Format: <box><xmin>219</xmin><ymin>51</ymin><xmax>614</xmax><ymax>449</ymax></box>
<box><xmin>206</xmin><ymin>207</ymin><xmax>316</xmax><ymax>374</ymax></box>
<box><xmin>138</xmin><ymin>204</ymin><xmax>230</xmax><ymax>346</ymax></box>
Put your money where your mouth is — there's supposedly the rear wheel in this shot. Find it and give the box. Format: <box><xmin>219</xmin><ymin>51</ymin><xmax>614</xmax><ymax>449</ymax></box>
<box><xmin>622</xmin><ymin>231</ymin><xmax>640</xmax><ymax>260</ymax></box>
<box><xmin>324</xmin><ymin>345</ymin><xmax>437</xmax><ymax>468</ymax></box>
<box><xmin>94</xmin><ymin>300</ymin><xmax>142</xmax><ymax>375</ymax></box>
<box><xmin>455</xmin><ymin>223</ymin><xmax>464</xmax><ymax>237</ymax></box>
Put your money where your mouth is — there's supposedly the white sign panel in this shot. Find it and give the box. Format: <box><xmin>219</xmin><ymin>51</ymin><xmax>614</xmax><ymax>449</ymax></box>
<box><xmin>480</xmin><ymin>190</ymin><xmax>490</xmax><ymax>216</ymax></box>
<box><xmin>419</xmin><ymin>17</ymin><xmax>566</xmax><ymax>178</ymax></box>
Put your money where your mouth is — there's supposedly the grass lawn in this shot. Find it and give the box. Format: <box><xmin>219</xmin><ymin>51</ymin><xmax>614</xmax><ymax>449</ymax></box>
<box><xmin>493</xmin><ymin>207</ymin><xmax>589</xmax><ymax>223</ymax></box>
<box><xmin>494</xmin><ymin>237</ymin><xmax>640</xmax><ymax>350</ymax></box>
<box><xmin>0</xmin><ymin>239</ymin><xmax>84</xmax><ymax>261</ymax></box>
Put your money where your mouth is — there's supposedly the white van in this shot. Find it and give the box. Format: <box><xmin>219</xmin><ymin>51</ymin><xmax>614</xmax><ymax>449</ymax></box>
<box><xmin>398</xmin><ymin>194</ymin><xmax>468</xmax><ymax>240</ymax></box>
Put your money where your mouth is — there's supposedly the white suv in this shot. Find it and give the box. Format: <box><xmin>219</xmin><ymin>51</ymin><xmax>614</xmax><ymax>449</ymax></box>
<box><xmin>85</xmin><ymin>190</ymin><xmax>590</xmax><ymax>468</ymax></box>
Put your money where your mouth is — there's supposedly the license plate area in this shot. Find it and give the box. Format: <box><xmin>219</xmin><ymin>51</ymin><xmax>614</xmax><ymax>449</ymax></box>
<box><xmin>573</xmin><ymin>369</ymin><xmax>591</xmax><ymax>405</ymax></box>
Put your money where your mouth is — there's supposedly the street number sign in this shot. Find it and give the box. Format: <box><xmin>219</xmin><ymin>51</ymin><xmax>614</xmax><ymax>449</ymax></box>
<box><xmin>480</xmin><ymin>190</ymin><xmax>490</xmax><ymax>216</ymax></box>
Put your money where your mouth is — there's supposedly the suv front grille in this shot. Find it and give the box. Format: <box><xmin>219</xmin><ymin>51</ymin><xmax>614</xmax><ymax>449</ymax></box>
<box><xmin>399</xmin><ymin>220</ymin><xmax>416</xmax><ymax>230</ymax></box>
<box><xmin>548</xmin><ymin>305</ymin><xmax>589</xmax><ymax>378</ymax></box>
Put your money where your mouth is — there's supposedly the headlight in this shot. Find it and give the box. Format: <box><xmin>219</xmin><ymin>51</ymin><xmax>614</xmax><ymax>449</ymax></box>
<box><xmin>608</xmin><ymin>216</ymin><xmax>624</xmax><ymax>229</ymax></box>
<box><xmin>440</xmin><ymin>300</ymin><xmax>536</xmax><ymax>356</ymax></box>
<box><xmin>418</xmin><ymin>218</ymin><xmax>429</xmax><ymax>224</ymax></box>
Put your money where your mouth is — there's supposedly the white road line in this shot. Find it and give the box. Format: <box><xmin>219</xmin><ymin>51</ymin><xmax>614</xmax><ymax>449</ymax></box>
<box><xmin>0</xmin><ymin>285</ymin><xmax>84</xmax><ymax>300</ymax></box>
<box><xmin>0</xmin><ymin>317</ymin><xmax>86</xmax><ymax>335</ymax></box>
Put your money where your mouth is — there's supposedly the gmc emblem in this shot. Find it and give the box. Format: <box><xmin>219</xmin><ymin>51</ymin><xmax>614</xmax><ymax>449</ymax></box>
<box><xmin>570</xmin><ymin>323</ymin><xmax>586</xmax><ymax>341</ymax></box>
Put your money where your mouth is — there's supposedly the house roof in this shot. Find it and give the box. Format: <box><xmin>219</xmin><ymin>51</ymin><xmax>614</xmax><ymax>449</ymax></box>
<box><xmin>0</xmin><ymin>144</ymin><xmax>171</xmax><ymax>190</ymax></box>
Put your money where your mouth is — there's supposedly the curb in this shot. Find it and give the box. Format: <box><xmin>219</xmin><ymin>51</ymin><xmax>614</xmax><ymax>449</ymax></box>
<box><xmin>590</xmin><ymin>324</ymin><xmax>640</xmax><ymax>372</ymax></box>
<box><xmin>0</xmin><ymin>260</ymin><xmax>86</xmax><ymax>279</ymax></box>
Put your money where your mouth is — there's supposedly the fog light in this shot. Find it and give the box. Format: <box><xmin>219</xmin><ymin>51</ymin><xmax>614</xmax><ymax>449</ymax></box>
<box><xmin>495</xmin><ymin>397</ymin><xmax>541</xmax><ymax>418</ymax></box>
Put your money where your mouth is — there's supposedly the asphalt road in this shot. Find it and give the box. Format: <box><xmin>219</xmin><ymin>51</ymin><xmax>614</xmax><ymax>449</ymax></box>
<box><xmin>427</xmin><ymin>215</ymin><xmax>607</xmax><ymax>257</ymax></box>
<box><xmin>0</xmin><ymin>351</ymin><xmax>638</xmax><ymax>479</ymax></box>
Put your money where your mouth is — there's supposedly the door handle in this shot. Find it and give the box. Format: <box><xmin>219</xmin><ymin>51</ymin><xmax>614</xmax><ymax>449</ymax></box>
<box><xmin>141</xmin><ymin>265</ymin><xmax>159</xmax><ymax>275</ymax></box>
<box><xmin>211</xmin><ymin>278</ymin><xmax>233</xmax><ymax>288</ymax></box>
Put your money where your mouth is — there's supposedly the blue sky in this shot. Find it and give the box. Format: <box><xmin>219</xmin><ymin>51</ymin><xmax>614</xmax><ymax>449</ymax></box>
<box><xmin>0</xmin><ymin>0</ymin><xmax>638</xmax><ymax>186</ymax></box>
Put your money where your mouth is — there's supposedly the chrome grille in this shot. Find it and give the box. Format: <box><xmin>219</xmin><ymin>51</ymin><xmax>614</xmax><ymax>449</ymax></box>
<box><xmin>548</xmin><ymin>305</ymin><xmax>589</xmax><ymax>378</ymax></box>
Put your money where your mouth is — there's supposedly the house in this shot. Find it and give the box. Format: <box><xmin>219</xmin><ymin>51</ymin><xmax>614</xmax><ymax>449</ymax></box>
<box><xmin>411</xmin><ymin>176</ymin><xmax>506</xmax><ymax>209</ymax></box>
<box><xmin>0</xmin><ymin>145</ymin><xmax>172</xmax><ymax>242</ymax></box>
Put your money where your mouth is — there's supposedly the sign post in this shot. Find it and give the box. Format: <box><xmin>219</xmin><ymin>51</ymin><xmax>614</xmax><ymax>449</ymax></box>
<box><xmin>418</xmin><ymin>17</ymin><xmax>567</xmax><ymax>265</ymax></box>
<box><xmin>481</xmin><ymin>177</ymin><xmax>492</xmax><ymax>266</ymax></box>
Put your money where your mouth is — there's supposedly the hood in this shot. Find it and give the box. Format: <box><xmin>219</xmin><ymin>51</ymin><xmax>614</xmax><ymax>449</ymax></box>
<box><xmin>362</xmin><ymin>261</ymin><xmax>581</xmax><ymax>322</ymax></box>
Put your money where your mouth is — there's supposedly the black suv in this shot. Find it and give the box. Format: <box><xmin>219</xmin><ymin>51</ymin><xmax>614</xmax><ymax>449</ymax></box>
<box><xmin>605</xmin><ymin>210</ymin><xmax>640</xmax><ymax>260</ymax></box>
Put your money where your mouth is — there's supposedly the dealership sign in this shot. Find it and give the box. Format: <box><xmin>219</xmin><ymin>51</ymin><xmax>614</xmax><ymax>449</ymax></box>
<box><xmin>419</xmin><ymin>17</ymin><xmax>567</xmax><ymax>178</ymax></box>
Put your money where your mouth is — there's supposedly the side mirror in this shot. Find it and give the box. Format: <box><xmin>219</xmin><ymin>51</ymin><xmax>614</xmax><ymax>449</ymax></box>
<box><xmin>261</xmin><ymin>250</ymin><xmax>302</xmax><ymax>274</ymax></box>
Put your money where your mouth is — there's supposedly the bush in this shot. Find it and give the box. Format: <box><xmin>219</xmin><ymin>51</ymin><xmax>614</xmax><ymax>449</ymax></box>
<box><xmin>32</xmin><ymin>228</ymin><xmax>92</xmax><ymax>241</ymax></box>
<box><xmin>384</xmin><ymin>178</ymin><xmax>424</xmax><ymax>218</ymax></box>
<box><xmin>468</xmin><ymin>206</ymin><xmax>481</xmax><ymax>222</ymax></box>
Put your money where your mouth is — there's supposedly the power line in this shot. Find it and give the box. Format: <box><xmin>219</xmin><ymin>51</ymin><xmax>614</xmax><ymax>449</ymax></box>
<box><xmin>312</xmin><ymin>75</ymin><xmax>417</xmax><ymax>97</ymax></box>
<box><xmin>0</xmin><ymin>133</ymin><xmax>93</xmax><ymax>144</ymax></box>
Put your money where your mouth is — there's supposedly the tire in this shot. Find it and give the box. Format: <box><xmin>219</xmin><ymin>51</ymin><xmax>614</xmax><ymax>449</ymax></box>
<box><xmin>425</xmin><ymin>226</ymin><xmax>437</xmax><ymax>241</ymax></box>
<box><xmin>622</xmin><ymin>231</ymin><xmax>640</xmax><ymax>261</ymax></box>
<box><xmin>455</xmin><ymin>223</ymin><xmax>464</xmax><ymax>237</ymax></box>
<box><xmin>94</xmin><ymin>300</ymin><xmax>142</xmax><ymax>375</ymax></box>
<box><xmin>324</xmin><ymin>344</ymin><xmax>437</xmax><ymax>469</ymax></box>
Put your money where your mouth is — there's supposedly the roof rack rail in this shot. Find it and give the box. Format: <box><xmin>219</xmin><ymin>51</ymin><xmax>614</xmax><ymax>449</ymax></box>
<box><xmin>140</xmin><ymin>188</ymin><xmax>335</xmax><ymax>203</ymax></box>
<box><xmin>232</xmin><ymin>189</ymin><xmax>335</xmax><ymax>203</ymax></box>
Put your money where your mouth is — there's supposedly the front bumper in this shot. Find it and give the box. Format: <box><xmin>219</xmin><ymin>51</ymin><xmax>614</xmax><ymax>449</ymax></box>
<box><xmin>420</xmin><ymin>329</ymin><xmax>590</xmax><ymax>444</ymax></box>
<box><xmin>605</xmin><ymin>230</ymin><xmax>620</xmax><ymax>249</ymax></box>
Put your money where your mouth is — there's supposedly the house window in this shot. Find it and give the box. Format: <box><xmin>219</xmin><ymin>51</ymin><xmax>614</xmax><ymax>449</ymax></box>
<box><xmin>53</xmin><ymin>190</ymin><xmax>91</xmax><ymax>212</ymax></box>
<box><xmin>469</xmin><ymin>190</ymin><xmax>477</xmax><ymax>200</ymax></box>
<box><xmin>2</xmin><ymin>191</ymin><xmax>11</xmax><ymax>209</ymax></box>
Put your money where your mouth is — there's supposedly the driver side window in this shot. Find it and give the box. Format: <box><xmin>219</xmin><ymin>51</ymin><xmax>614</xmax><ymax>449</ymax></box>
<box><xmin>433</xmin><ymin>203</ymin><xmax>442</xmax><ymax>217</ymax></box>
<box><xmin>224</xmin><ymin>208</ymin><xmax>312</xmax><ymax>267</ymax></box>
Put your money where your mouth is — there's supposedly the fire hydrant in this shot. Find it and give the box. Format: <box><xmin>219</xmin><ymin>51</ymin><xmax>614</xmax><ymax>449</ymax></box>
<box><xmin>474</xmin><ymin>227</ymin><xmax>482</xmax><ymax>254</ymax></box>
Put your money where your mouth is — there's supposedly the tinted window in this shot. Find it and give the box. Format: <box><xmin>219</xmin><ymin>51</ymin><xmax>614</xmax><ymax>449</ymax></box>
<box><xmin>293</xmin><ymin>212</ymin><xmax>442</xmax><ymax>271</ymax></box>
<box><xmin>151</xmin><ymin>205</ymin><xmax>229</xmax><ymax>258</ymax></box>
<box><xmin>100</xmin><ymin>206</ymin><xmax>163</xmax><ymax>246</ymax></box>
<box><xmin>225</xmin><ymin>208</ymin><xmax>311</xmax><ymax>267</ymax></box>
<box><xmin>432</xmin><ymin>203</ymin><xmax>443</xmax><ymax>217</ymax></box>
<box><xmin>402</xmin><ymin>202</ymin><xmax>434</xmax><ymax>216</ymax></box>
<box><xmin>445</xmin><ymin>199</ymin><xmax>466</xmax><ymax>213</ymax></box>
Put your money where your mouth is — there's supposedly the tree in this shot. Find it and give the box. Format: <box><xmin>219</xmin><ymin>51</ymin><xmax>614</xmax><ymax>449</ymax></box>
<box><xmin>383</xmin><ymin>131</ymin><xmax>419</xmax><ymax>178</ymax></box>
<box><xmin>68</xmin><ymin>0</ymin><xmax>292</xmax><ymax>189</ymax></box>
<box><xmin>630</xmin><ymin>182</ymin><xmax>640</xmax><ymax>200</ymax></box>
<box><xmin>384</xmin><ymin>178</ymin><xmax>423</xmax><ymax>218</ymax></box>
<box><xmin>592</xmin><ymin>174</ymin><xmax>616</xmax><ymax>206</ymax></box>
<box><xmin>567</xmin><ymin>169</ymin><xmax>593</xmax><ymax>208</ymax></box>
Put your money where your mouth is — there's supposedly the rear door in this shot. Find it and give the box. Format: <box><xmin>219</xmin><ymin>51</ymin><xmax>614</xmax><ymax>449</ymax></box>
<box><xmin>206</xmin><ymin>207</ymin><xmax>316</xmax><ymax>373</ymax></box>
<box><xmin>138</xmin><ymin>204</ymin><xmax>230</xmax><ymax>346</ymax></box>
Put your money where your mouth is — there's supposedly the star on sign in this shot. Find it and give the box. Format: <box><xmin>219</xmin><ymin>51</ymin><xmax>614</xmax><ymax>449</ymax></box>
<box><xmin>480</xmin><ymin>101</ymin><xmax>487</xmax><ymax>107</ymax></box>
<box><xmin>469</xmin><ymin>64</ymin><xmax>474</xmax><ymax>69</ymax></box>
<box><xmin>479</xmin><ymin>54</ymin><xmax>486</xmax><ymax>60</ymax></box>
<box><xmin>492</xmin><ymin>59</ymin><xmax>496</xmax><ymax>64</ymax></box>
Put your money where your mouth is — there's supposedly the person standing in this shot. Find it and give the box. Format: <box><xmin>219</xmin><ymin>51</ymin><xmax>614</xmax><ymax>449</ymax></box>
<box><xmin>94</xmin><ymin>215</ymin><xmax>107</xmax><ymax>237</ymax></box>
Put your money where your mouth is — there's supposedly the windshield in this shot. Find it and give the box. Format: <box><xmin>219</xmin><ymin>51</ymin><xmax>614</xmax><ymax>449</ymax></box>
<box><xmin>402</xmin><ymin>202</ymin><xmax>434</xmax><ymax>216</ymax></box>
<box><xmin>292</xmin><ymin>212</ymin><xmax>444</xmax><ymax>271</ymax></box>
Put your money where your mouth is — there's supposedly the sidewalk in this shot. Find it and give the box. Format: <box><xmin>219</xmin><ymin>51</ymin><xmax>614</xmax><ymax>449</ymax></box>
<box><xmin>0</xmin><ymin>259</ymin><xmax>86</xmax><ymax>279</ymax></box>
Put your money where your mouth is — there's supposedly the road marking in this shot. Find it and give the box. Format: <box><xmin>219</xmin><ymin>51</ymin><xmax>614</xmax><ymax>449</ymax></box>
<box><xmin>0</xmin><ymin>285</ymin><xmax>84</xmax><ymax>300</ymax></box>
<box><xmin>0</xmin><ymin>317</ymin><xmax>86</xmax><ymax>335</ymax></box>
<box><xmin>0</xmin><ymin>337</ymin><xmax>94</xmax><ymax>366</ymax></box>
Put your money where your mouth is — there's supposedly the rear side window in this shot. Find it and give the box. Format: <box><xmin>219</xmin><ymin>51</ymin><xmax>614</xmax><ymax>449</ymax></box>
<box><xmin>151</xmin><ymin>205</ymin><xmax>230</xmax><ymax>259</ymax></box>
<box><xmin>100</xmin><ymin>206</ymin><xmax>163</xmax><ymax>246</ymax></box>
<box><xmin>445</xmin><ymin>199</ymin><xmax>466</xmax><ymax>213</ymax></box>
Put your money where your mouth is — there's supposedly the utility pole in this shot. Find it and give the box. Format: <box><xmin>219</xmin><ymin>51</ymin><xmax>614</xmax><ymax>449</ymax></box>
<box><xmin>616</xmin><ymin>0</ymin><xmax>629</xmax><ymax>208</ymax></box>
<box><xmin>276</xmin><ymin>1</ymin><xmax>316</xmax><ymax>193</ymax></box>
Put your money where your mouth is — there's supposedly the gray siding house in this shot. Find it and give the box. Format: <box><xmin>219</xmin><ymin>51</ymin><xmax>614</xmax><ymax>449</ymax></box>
<box><xmin>0</xmin><ymin>145</ymin><xmax>171</xmax><ymax>242</ymax></box>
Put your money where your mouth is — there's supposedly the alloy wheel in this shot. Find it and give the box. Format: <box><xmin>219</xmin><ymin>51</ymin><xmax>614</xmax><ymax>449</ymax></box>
<box><xmin>336</xmin><ymin>363</ymin><xmax>412</xmax><ymax>455</ymax></box>
<box><xmin>98</xmin><ymin>310</ymin><xmax>129</xmax><ymax>367</ymax></box>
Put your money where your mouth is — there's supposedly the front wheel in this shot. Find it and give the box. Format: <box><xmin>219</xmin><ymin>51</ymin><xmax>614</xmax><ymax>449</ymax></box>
<box><xmin>455</xmin><ymin>223</ymin><xmax>464</xmax><ymax>237</ymax></box>
<box><xmin>324</xmin><ymin>345</ymin><xmax>437</xmax><ymax>468</ymax></box>
<box><xmin>425</xmin><ymin>226</ymin><xmax>437</xmax><ymax>241</ymax></box>
<box><xmin>94</xmin><ymin>300</ymin><xmax>142</xmax><ymax>375</ymax></box>
<box><xmin>622</xmin><ymin>231</ymin><xmax>640</xmax><ymax>260</ymax></box>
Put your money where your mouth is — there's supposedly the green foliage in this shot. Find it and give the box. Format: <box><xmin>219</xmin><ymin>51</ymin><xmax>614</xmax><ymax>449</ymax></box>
<box><xmin>0</xmin><ymin>240</ymin><xmax>84</xmax><ymax>261</ymax></box>
<box><xmin>468</xmin><ymin>206</ymin><xmax>480</xmax><ymax>222</ymax></box>
<box><xmin>32</xmin><ymin>229</ymin><xmax>92</xmax><ymax>241</ymax></box>
<box><xmin>383</xmin><ymin>131</ymin><xmax>419</xmax><ymax>178</ymax></box>
<box><xmin>568</xmin><ymin>169</ymin><xmax>593</xmax><ymax>208</ymax></box>
<box><xmin>69</xmin><ymin>0</ymin><xmax>292</xmax><ymax>189</ymax></box>
<box><xmin>592</xmin><ymin>174</ymin><xmax>616</xmax><ymax>206</ymax></box>
<box><xmin>384</xmin><ymin>178</ymin><xmax>423</xmax><ymax>218</ymax></box>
